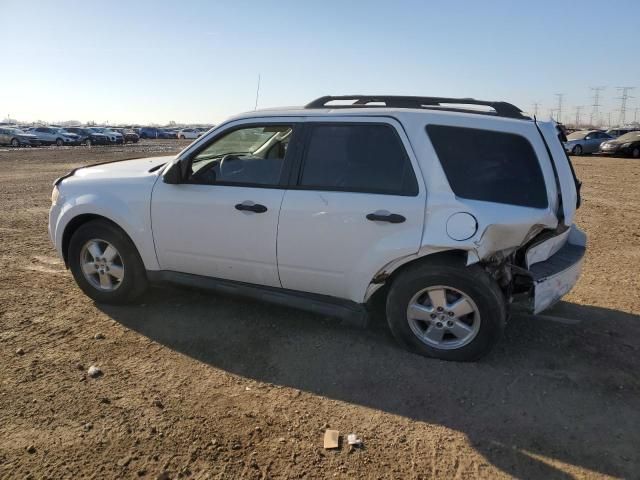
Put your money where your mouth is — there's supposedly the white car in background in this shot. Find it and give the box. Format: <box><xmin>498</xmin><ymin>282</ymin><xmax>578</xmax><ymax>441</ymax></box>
<box><xmin>49</xmin><ymin>95</ymin><xmax>585</xmax><ymax>362</ymax></box>
<box><xmin>177</xmin><ymin>128</ymin><xmax>201</xmax><ymax>139</ymax></box>
<box><xmin>29</xmin><ymin>127</ymin><xmax>82</xmax><ymax>146</ymax></box>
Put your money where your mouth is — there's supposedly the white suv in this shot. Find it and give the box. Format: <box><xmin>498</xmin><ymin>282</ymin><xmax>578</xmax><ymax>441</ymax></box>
<box><xmin>49</xmin><ymin>95</ymin><xmax>586</xmax><ymax>361</ymax></box>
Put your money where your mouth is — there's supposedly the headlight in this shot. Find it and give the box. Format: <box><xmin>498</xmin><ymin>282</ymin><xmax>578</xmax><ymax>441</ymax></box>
<box><xmin>51</xmin><ymin>186</ymin><xmax>60</xmax><ymax>205</ymax></box>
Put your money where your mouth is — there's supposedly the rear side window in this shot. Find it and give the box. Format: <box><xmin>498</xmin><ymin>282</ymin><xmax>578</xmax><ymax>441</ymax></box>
<box><xmin>426</xmin><ymin>125</ymin><xmax>548</xmax><ymax>208</ymax></box>
<box><xmin>299</xmin><ymin>124</ymin><xmax>418</xmax><ymax>196</ymax></box>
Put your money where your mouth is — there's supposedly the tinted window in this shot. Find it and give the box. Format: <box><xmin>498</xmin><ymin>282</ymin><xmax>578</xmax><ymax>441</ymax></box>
<box><xmin>299</xmin><ymin>124</ymin><xmax>418</xmax><ymax>196</ymax></box>
<box><xmin>426</xmin><ymin>125</ymin><xmax>547</xmax><ymax>208</ymax></box>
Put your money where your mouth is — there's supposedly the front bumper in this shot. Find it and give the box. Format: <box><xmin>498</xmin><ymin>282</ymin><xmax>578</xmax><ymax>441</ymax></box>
<box><xmin>526</xmin><ymin>225</ymin><xmax>587</xmax><ymax>314</ymax></box>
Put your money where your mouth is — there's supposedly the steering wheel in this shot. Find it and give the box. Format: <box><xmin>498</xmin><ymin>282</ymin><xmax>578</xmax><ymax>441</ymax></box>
<box><xmin>219</xmin><ymin>154</ymin><xmax>243</xmax><ymax>178</ymax></box>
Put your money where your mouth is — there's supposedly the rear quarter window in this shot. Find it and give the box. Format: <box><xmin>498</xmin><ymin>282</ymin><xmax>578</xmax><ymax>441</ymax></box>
<box><xmin>426</xmin><ymin>125</ymin><xmax>548</xmax><ymax>208</ymax></box>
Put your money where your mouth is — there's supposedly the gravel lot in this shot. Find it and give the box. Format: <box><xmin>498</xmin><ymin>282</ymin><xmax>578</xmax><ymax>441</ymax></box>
<box><xmin>0</xmin><ymin>141</ymin><xmax>638</xmax><ymax>479</ymax></box>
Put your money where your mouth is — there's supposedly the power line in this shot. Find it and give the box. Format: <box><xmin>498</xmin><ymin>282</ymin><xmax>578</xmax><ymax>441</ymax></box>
<box><xmin>574</xmin><ymin>106</ymin><xmax>583</xmax><ymax>128</ymax></box>
<box><xmin>590</xmin><ymin>86</ymin><xmax>605</xmax><ymax>126</ymax></box>
<box><xmin>616</xmin><ymin>87</ymin><xmax>635</xmax><ymax>126</ymax></box>
<box><xmin>531</xmin><ymin>102</ymin><xmax>541</xmax><ymax>117</ymax></box>
<box><xmin>554</xmin><ymin>93</ymin><xmax>564</xmax><ymax>123</ymax></box>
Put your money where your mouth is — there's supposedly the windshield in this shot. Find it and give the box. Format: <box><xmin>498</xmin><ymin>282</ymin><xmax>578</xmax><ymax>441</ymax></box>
<box><xmin>567</xmin><ymin>131</ymin><xmax>588</xmax><ymax>140</ymax></box>
<box><xmin>617</xmin><ymin>131</ymin><xmax>640</xmax><ymax>142</ymax></box>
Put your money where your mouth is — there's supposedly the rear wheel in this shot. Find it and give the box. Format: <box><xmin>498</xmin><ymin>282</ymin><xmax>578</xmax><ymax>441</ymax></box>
<box><xmin>56</xmin><ymin>138</ymin><xmax>64</xmax><ymax>147</ymax></box>
<box><xmin>85</xmin><ymin>138</ymin><xmax>93</xmax><ymax>147</ymax></box>
<box><xmin>68</xmin><ymin>220</ymin><xmax>148</xmax><ymax>304</ymax></box>
<box><xmin>632</xmin><ymin>147</ymin><xmax>640</xmax><ymax>158</ymax></box>
<box><xmin>572</xmin><ymin>145</ymin><xmax>583</xmax><ymax>155</ymax></box>
<box><xmin>386</xmin><ymin>260</ymin><xmax>506</xmax><ymax>361</ymax></box>
<box><xmin>11</xmin><ymin>138</ymin><xmax>20</xmax><ymax>147</ymax></box>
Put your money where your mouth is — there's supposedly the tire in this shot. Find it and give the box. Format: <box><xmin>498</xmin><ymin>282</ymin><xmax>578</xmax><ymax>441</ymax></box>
<box><xmin>179</xmin><ymin>135</ymin><xmax>185</xmax><ymax>140</ymax></box>
<box><xmin>140</xmin><ymin>133</ymin><xmax>147</xmax><ymax>139</ymax></box>
<box><xmin>68</xmin><ymin>219</ymin><xmax>148</xmax><ymax>304</ymax></box>
<box><xmin>632</xmin><ymin>147</ymin><xmax>640</xmax><ymax>159</ymax></box>
<box><xmin>11</xmin><ymin>138</ymin><xmax>20</xmax><ymax>147</ymax></box>
<box><xmin>85</xmin><ymin>138</ymin><xmax>92</xmax><ymax>147</ymax></box>
<box><xmin>56</xmin><ymin>138</ymin><xmax>64</xmax><ymax>147</ymax></box>
<box><xmin>386</xmin><ymin>259</ymin><xmax>506</xmax><ymax>361</ymax></box>
<box><xmin>572</xmin><ymin>145</ymin><xmax>583</xmax><ymax>155</ymax></box>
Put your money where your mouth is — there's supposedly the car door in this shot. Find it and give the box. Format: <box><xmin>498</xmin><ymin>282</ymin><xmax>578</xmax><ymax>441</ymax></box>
<box><xmin>151</xmin><ymin>119</ymin><xmax>302</xmax><ymax>287</ymax></box>
<box><xmin>0</xmin><ymin>129</ymin><xmax>7</xmax><ymax>144</ymax></box>
<box><xmin>584</xmin><ymin>132</ymin><xmax>602</xmax><ymax>152</ymax></box>
<box><xmin>276</xmin><ymin>118</ymin><xmax>426</xmax><ymax>303</ymax></box>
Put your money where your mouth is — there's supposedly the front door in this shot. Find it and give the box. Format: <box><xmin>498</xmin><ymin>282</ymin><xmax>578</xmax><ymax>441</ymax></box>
<box><xmin>151</xmin><ymin>121</ymin><xmax>300</xmax><ymax>287</ymax></box>
<box><xmin>276</xmin><ymin>119</ymin><xmax>426</xmax><ymax>302</ymax></box>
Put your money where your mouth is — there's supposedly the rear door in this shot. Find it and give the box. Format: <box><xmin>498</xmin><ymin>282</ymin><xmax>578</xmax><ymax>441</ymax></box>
<box><xmin>276</xmin><ymin>118</ymin><xmax>426</xmax><ymax>303</ymax></box>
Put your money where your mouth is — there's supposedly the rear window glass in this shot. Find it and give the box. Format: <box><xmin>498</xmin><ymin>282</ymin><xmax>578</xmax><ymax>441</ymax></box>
<box><xmin>426</xmin><ymin>125</ymin><xmax>547</xmax><ymax>208</ymax></box>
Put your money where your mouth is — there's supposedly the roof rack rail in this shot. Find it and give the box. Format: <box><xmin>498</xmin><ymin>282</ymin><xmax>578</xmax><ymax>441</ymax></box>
<box><xmin>305</xmin><ymin>95</ymin><xmax>529</xmax><ymax>120</ymax></box>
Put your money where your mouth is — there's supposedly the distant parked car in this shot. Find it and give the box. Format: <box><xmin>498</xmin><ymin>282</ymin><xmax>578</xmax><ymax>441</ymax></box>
<box><xmin>177</xmin><ymin>128</ymin><xmax>200</xmax><ymax>139</ymax></box>
<box><xmin>89</xmin><ymin>128</ymin><xmax>124</xmax><ymax>144</ymax></box>
<box><xmin>0</xmin><ymin>127</ymin><xmax>41</xmax><ymax>147</ymax></box>
<box><xmin>563</xmin><ymin>130</ymin><xmax>613</xmax><ymax>155</ymax></box>
<box><xmin>605</xmin><ymin>128</ymin><xmax>638</xmax><ymax>138</ymax></box>
<box><xmin>137</xmin><ymin>127</ymin><xmax>162</xmax><ymax>139</ymax></box>
<box><xmin>110</xmin><ymin>128</ymin><xmax>140</xmax><ymax>143</ymax></box>
<box><xmin>63</xmin><ymin>127</ymin><xmax>109</xmax><ymax>146</ymax></box>
<box><xmin>599</xmin><ymin>131</ymin><xmax>640</xmax><ymax>158</ymax></box>
<box><xmin>30</xmin><ymin>127</ymin><xmax>81</xmax><ymax>146</ymax></box>
<box><xmin>160</xmin><ymin>129</ymin><xmax>178</xmax><ymax>139</ymax></box>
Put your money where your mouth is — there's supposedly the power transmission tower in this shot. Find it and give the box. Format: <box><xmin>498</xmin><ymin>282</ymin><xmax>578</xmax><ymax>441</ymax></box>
<box><xmin>531</xmin><ymin>102</ymin><xmax>541</xmax><ymax>117</ymax></box>
<box><xmin>574</xmin><ymin>106</ymin><xmax>583</xmax><ymax>128</ymax></box>
<box><xmin>616</xmin><ymin>87</ymin><xmax>635</xmax><ymax>126</ymax></box>
<box><xmin>590</xmin><ymin>86</ymin><xmax>605</xmax><ymax>126</ymax></box>
<box><xmin>554</xmin><ymin>93</ymin><xmax>564</xmax><ymax>123</ymax></box>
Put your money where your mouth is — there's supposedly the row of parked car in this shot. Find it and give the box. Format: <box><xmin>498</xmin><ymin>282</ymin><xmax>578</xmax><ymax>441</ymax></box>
<box><xmin>0</xmin><ymin>125</ymin><xmax>211</xmax><ymax>147</ymax></box>
<box><xmin>563</xmin><ymin>127</ymin><xmax>640</xmax><ymax>157</ymax></box>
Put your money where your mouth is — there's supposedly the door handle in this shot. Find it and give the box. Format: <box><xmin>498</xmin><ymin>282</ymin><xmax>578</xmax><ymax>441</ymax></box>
<box><xmin>366</xmin><ymin>212</ymin><xmax>406</xmax><ymax>223</ymax></box>
<box><xmin>235</xmin><ymin>202</ymin><xmax>268</xmax><ymax>213</ymax></box>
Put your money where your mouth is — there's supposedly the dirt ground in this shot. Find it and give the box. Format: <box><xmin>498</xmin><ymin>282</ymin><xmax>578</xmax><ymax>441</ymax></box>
<box><xmin>0</xmin><ymin>141</ymin><xmax>639</xmax><ymax>480</ymax></box>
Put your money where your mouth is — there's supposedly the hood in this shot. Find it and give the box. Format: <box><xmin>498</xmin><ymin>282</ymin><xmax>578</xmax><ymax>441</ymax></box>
<box><xmin>69</xmin><ymin>156</ymin><xmax>173</xmax><ymax>182</ymax></box>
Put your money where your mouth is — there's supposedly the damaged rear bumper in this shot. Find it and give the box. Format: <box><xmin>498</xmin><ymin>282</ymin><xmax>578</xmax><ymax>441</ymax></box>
<box><xmin>516</xmin><ymin>225</ymin><xmax>586</xmax><ymax>314</ymax></box>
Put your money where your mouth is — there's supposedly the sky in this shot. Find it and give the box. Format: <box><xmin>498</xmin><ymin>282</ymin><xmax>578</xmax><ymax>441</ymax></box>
<box><xmin>1</xmin><ymin>0</ymin><xmax>639</xmax><ymax>126</ymax></box>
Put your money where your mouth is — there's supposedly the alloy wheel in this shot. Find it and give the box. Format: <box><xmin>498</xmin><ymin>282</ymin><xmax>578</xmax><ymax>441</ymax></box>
<box><xmin>407</xmin><ymin>285</ymin><xmax>481</xmax><ymax>350</ymax></box>
<box><xmin>80</xmin><ymin>239</ymin><xmax>124</xmax><ymax>291</ymax></box>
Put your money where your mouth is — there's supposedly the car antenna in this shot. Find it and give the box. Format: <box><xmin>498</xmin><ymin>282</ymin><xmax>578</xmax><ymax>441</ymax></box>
<box><xmin>254</xmin><ymin>74</ymin><xmax>261</xmax><ymax>110</ymax></box>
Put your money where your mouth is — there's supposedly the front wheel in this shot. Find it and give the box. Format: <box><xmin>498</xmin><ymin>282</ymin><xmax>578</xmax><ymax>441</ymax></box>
<box><xmin>572</xmin><ymin>145</ymin><xmax>583</xmax><ymax>155</ymax></box>
<box><xmin>386</xmin><ymin>260</ymin><xmax>506</xmax><ymax>361</ymax></box>
<box><xmin>631</xmin><ymin>147</ymin><xmax>640</xmax><ymax>159</ymax></box>
<box><xmin>11</xmin><ymin>138</ymin><xmax>20</xmax><ymax>147</ymax></box>
<box><xmin>56</xmin><ymin>138</ymin><xmax>64</xmax><ymax>147</ymax></box>
<box><xmin>68</xmin><ymin>220</ymin><xmax>148</xmax><ymax>304</ymax></box>
<box><xmin>85</xmin><ymin>138</ymin><xmax>92</xmax><ymax>147</ymax></box>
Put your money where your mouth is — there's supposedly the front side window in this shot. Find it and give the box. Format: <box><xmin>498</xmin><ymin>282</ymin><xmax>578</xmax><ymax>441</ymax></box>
<box><xmin>188</xmin><ymin>124</ymin><xmax>293</xmax><ymax>186</ymax></box>
<box><xmin>299</xmin><ymin>124</ymin><xmax>418</xmax><ymax>195</ymax></box>
<box><xmin>426</xmin><ymin>125</ymin><xmax>548</xmax><ymax>208</ymax></box>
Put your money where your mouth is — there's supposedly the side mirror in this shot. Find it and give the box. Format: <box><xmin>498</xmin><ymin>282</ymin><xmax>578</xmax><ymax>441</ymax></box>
<box><xmin>163</xmin><ymin>161</ymin><xmax>183</xmax><ymax>184</ymax></box>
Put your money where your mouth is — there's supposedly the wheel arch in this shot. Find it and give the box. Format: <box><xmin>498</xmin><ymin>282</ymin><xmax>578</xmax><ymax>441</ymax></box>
<box><xmin>365</xmin><ymin>249</ymin><xmax>469</xmax><ymax>306</ymax></box>
<box><xmin>61</xmin><ymin>214</ymin><xmax>138</xmax><ymax>267</ymax></box>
